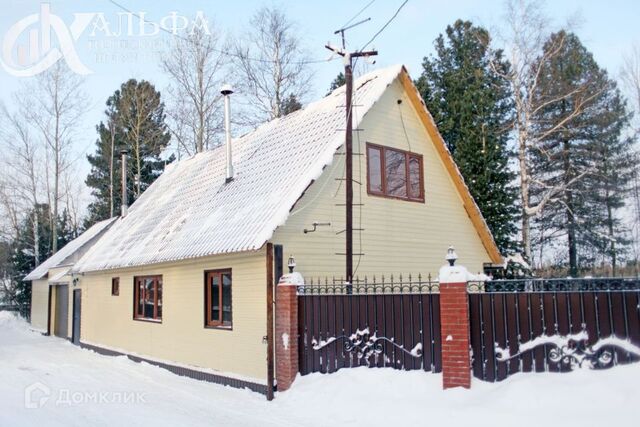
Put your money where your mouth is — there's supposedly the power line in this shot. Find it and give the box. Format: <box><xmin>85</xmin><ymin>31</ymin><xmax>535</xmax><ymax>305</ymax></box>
<box><xmin>359</xmin><ymin>0</ymin><xmax>408</xmax><ymax>52</ymax></box>
<box><xmin>106</xmin><ymin>0</ymin><xmax>337</xmax><ymax>66</ymax></box>
<box><xmin>341</xmin><ymin>0</ymin><xmax>376</xmax><ymax>30</ymax></box>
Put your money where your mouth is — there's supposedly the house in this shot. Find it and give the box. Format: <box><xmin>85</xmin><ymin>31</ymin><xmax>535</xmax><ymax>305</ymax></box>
<box><xmin>24</xmin><ymin>218</ymin><xmax>116</xmax><ymax>337</ymax></box>
<box><xmin>27</xmin><ymin>64</ymin><xmax>502</xmax><ymax>396</ymax></box>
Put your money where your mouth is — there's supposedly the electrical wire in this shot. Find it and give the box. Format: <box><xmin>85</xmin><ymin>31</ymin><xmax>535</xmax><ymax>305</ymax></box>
<box><xmin>341</xmin><ymin>0</ymin><xmax>376</xmax><ymax>29</ymax></box>
<box><xmin>358</xmin><ymin>0</ymin><xmax>408</xmax><ymax>53</ymax></box>
<box><xmin>107</xmin><ymin>0</ymin><xmax>338</xmax><ymax>65</ymax></box>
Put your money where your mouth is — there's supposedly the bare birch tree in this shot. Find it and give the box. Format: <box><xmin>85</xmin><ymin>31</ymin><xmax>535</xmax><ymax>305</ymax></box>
<box><xmin>0</xmin><ymin>102</ymin><xmax>43</xmax><ymax>264</ymax></box>
<box><xmin>162</xmin><ymin>24</ymin><xmax>227</xmax><ymax>156</ymax></box>
<box><xmin>621</xmin><ymin>43</ymin><xmax>640</xmax><ymax>135</ymax></box>
<box><xmin>232</xmin><ymin>5</ymin><xmax>312</xmax><ymax>125</ymax></box>
<box><xmin>495</xmin><ymin>0</ymin><xmax>598</xmax><ymax>262</ymax></box>
<box><xmin>21</xmin><ymin>62</ymin><xmax>86</xmax><ymax>253</ymax></box>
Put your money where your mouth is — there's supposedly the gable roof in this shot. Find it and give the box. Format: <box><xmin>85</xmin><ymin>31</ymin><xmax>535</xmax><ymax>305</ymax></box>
<box><xmin>24</xmin><ymin>217</ymin><xmax>116</xmax><ymax>281</ymax></box>
<box><xmin>75</xmin><ymin>65</ymin><xmax>501</xmax><ymax>273</ymax></box>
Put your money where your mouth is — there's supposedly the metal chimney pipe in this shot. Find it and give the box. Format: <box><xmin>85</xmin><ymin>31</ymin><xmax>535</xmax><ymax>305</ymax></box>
<box><xmin>220</xmin><ymin>84</ymin><xmax>234</xmax><ymax>183</ymax></box>
<box><xmin>121</xmin><ymin>149</ymin><xmax>128</xmax><ymax>217</ymax></box>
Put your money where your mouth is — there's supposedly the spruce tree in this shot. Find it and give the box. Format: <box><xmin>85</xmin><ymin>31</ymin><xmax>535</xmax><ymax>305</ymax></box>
<box><xmin>85</xmin><ymin>80</ymin><xmax>172</xmax><ymax>227</ymax></box>
<box><xmin>10</xmin><ymin>204</ymin><xmax>74</xmax><ymax>318</ymax></box>
<box><xmin>327</xmin><ymin>72</ymin><xmax>345</xmax><ymax>95</ymax></box>
<box><xmin>416</xmin><ymin>20</ymin><xmax>518</xmax><ymax>253</ymax></box>
<box><xmin>530</xmin><ymin>31</ymin><xmax>636</xmax><ymax>275</ymax></box>
<box><xmin>280</xmin><ymin>94</ymin><xmax>302</xmax><ymax>115</ymax></box>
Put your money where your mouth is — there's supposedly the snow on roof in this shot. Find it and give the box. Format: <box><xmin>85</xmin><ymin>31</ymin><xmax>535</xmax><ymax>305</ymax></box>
<box><xmin>24</xmin><ymin>217</ymin><xmax>117</xmax><ymax>281</ymax></box>
<box><xmin>74</xmin><ymin>65</ymin><xmax>405</xmax><ymax>273</ymax></box>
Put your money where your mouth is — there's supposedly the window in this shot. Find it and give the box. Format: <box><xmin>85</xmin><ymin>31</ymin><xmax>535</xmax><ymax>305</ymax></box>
<box><xmin>367</xmin><ymin>143</ymin><xmax>424</xmax><ymax>202</ymax></box>
<box><xmin>134</xmin><ymin>275</ymin><xmax>162</xmax><ymax>321</ymax></box>
<box><xmin>205</xmin><ymin>270</ymin><xmax>232</xmax><ymax>328</ymax></box>
<box><xmin>111</xmin><ymin>278</ymin><xmax>119</xmax><ymax>296</ymax></box>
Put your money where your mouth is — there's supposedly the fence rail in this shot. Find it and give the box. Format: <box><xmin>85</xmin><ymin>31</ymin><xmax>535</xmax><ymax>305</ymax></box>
<box><xmin>297</xmin><ymin>278</ymin><xmax>442</xmax><ymax>375</ymax></box>
<box><xmin>482</xmin><ymin>277</ymin><xmax>640</xmax><ymax>292</ymax></box>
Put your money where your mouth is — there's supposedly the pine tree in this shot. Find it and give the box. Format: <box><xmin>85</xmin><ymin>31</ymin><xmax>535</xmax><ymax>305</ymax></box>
<box><xmin>416</xmin><ymin>20</ymin><xmax>518</xmax><ymax>253</ymax></box>
<box><xmin>327</xmin><ymin>72</ymin><xmax>346</xmax><ymax>95</ymax></box>
<box><xmin>10</xmin><ymin>204</ymin><xmax>74</xmax><ymax>318</ymax></box>
<box><xmin>530</xmin><ymin>31</ymin><xmax>636</xmax><ymax>275</ymax></box>
<box><xmin>85</xmin><ymin>80</ymin><xmax>173</xmax><ymax>227</ymax></box>
<box><xmin>280</xmin><ymin>94</ymin><xmax>302</xmax><ymax>116</ymax></box>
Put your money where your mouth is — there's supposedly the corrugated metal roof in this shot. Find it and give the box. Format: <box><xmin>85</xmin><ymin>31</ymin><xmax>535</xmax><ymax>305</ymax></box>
<box><xmin>74</xmin><ymin>65</ymin><xmax>404</xmax><ymax>273</ymax></box>
<box><xmin>24</xmin><ymin>217</ymin><xmax>117</xmax><ymax>280</ymax></box>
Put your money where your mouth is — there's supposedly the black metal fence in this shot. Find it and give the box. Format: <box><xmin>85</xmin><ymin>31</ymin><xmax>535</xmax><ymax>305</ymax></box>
<box><xmin>297</xmin><ymin>275</ymin><xmax>442</xmax><ymax>375</ymax></box>
<box><xmin>469</xmin><ymin>277</ymin><xmax>640</xmax><ymax>382</ymax></box>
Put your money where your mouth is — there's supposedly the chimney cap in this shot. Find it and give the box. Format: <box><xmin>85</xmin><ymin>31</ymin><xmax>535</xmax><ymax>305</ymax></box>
<box><xmin>220</xmin><ymin>84</ymin><xmax>234</xmax><ymax>96</ymax></box>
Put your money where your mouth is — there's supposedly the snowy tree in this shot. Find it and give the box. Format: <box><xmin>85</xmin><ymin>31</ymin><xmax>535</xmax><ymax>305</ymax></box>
<box><xmin>161</xmin><ymin>23</ymin><xmax>227</xmax><ymax>156</ymax></box>
<box><xmin>529</xmin><ymin>32</ymin><xmax>636</xmax><ymax>275</ymax></box>
<box><xmin>232</xmin><ymin>5</ymin><xmax>312</xmax><ymax>125</ymax></box>
<box><xmin>416</xmin><ymin>20</ymin><xmax>519</xmax><ymax>253</ymax></box>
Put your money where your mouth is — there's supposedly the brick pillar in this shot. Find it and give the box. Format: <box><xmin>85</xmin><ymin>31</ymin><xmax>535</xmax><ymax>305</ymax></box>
<box><xmin>439</xmin><ymin>281</ymin><xmax>471</xmax><ymax>389</ymax></box>
<box><xmin>275</xmin><ymin>277</ymin><xmax>299</xmax><ymax>392</ymax></box>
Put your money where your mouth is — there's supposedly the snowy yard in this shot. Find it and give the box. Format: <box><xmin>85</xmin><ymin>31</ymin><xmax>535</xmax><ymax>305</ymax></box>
<box><xmin>0</xmin><ymin>312</ymin><xmax>637</xmax><ymax>427</ymax></box>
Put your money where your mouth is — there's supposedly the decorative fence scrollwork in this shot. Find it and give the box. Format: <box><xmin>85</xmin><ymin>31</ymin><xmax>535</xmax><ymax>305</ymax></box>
<box><xmin>298</xmin><ymin>274</ymin><xmax>441</xmax><ymax>375</ymax></box>
<box><xmin>494</xmin><ymin>330</ymin><xmax>640</xmax><ymax>370</ymax></box>
<box><xmin>469</xmin><ymin>277</ymin><xmax>640</xmax><ymax>382</ymax></box>
<box><xmin>311</xmin><ymin>327</ymin><xmax>423</xmax><ymax>366</ymax></box>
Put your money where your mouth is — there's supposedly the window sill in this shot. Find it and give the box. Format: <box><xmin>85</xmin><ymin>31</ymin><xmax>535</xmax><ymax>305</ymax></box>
<box><xmin>205</xmin><ymin>325</ymin><xmax>233</xmax><ymax>331</ymax></box>
<box><xmin>133</xmin><ymin>318</ymin><xmax>163</xmax><ymax>324</ymax></box>
<box><xmin>368</xmin><ymin>191</ymin><xmax>425</xmax><ymax>204</ymax></box>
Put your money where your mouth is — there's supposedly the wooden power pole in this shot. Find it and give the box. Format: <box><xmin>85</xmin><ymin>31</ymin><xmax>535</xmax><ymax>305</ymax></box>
<box><xmin>326</xmin><ymin>27</ymin><xmax>377</xmax><ymax>285</ymax></box>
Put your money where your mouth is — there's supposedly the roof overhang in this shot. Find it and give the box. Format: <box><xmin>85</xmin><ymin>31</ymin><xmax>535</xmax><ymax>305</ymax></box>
<box><xmin>48</xmin><ymin>267</ymin><xmax>71</xmax><ymax>285</ymax></box>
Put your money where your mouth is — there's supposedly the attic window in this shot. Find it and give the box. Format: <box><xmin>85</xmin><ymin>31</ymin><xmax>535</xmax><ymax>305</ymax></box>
<box><xmin>366</xmin><ymin>143</ymin><xmax>424</xmax><ymax>202</ymax></box>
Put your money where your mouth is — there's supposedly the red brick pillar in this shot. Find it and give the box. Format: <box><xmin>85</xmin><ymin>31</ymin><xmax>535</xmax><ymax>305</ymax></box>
<box><xmin>275</xmin><ymin>276</ymin><xmax>299</xmax><ymax>392</ymax></box>
<box><xmin>439</xmin><ymin>280</ymin><xmax>471</xmax><ymax>389</ymax></box>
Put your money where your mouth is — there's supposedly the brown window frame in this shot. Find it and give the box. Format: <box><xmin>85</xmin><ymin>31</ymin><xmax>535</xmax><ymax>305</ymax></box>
<box><xmin>133</xmin><ymin>275</ymin><xmax>162</xmax><ymax>322</ymax></box>
<box><xmin>111</xmin><ymin>277</ymin><xmax>120</xmax><ymax>296</ymax></box>
<box><xmin>366</xmin><ymin>143</ymin><xmax>425</xmax><ymax>203</ymax></box>
<box><xmin>204</xmin><ymin>269</ymin><xmax>233</xmax><ymax>329</ymax></box>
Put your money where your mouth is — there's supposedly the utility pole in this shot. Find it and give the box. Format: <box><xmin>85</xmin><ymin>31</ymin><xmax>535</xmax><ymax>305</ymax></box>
<box><xmin>326</xmin><ymin>24</ymin><xmax>377</xmax><ymax>286</ymax></box>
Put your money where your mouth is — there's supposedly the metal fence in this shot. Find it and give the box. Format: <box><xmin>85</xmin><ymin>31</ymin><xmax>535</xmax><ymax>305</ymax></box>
<box><xmin>297</xmin><ymin>275</ymin><xmax>442</xmax><ymax>375</ymax></box>
<box><xmin>469</xmin><ymin>277</ymin><xmax>640</xmax><ymax>382</ymax></box>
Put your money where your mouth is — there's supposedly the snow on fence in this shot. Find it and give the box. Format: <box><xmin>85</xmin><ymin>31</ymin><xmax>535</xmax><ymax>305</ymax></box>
<box><xmin>297</xmin><ymin>275</ymin><xmax>441</xmax><ymax>375</ymax></box>
<box><xmin>468</xmin><ymin>277</ymin><xmax>640</xmax><ymax>382</ymax></box>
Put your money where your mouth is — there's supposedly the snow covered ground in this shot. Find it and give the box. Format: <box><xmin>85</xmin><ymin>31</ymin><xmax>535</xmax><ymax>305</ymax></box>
<box><xmin>0</xmin><ymin>312</ymin><xmax>637</xmax><ymax>427</ymax></box>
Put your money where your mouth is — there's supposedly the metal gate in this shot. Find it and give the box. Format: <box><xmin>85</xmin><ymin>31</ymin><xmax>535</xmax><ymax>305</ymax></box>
<box><xmin>298</xmin><ymin>276</ymin><xmax>442</xmax><ymax>375</ymax></box>
<box><xmin>54</xmin><ymin>285</ymin><xmax>69</xmax><ymax>338</ymax></box>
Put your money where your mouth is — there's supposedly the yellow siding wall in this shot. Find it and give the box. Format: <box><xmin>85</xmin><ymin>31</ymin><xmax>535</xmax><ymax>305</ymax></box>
<box><xmin>271</xmin><ymin>79</ymin><xmax>492</xmax><ymax>279</ymax></box>
<box><xmin>79</xmin><ymin>249</ymin><xmax>268</xmax><ymax>383</ymax></box>
<box><xmin>30</xmin><ymin>279</ymin><xmax>49</xmax><ymax>332</ymax></box>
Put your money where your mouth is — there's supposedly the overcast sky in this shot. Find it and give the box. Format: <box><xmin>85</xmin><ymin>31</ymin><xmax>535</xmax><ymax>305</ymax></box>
<box><xmin>0</xmin><ymin>0</ymin><xmax>638</xmax><ymax>203</ymax></box>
